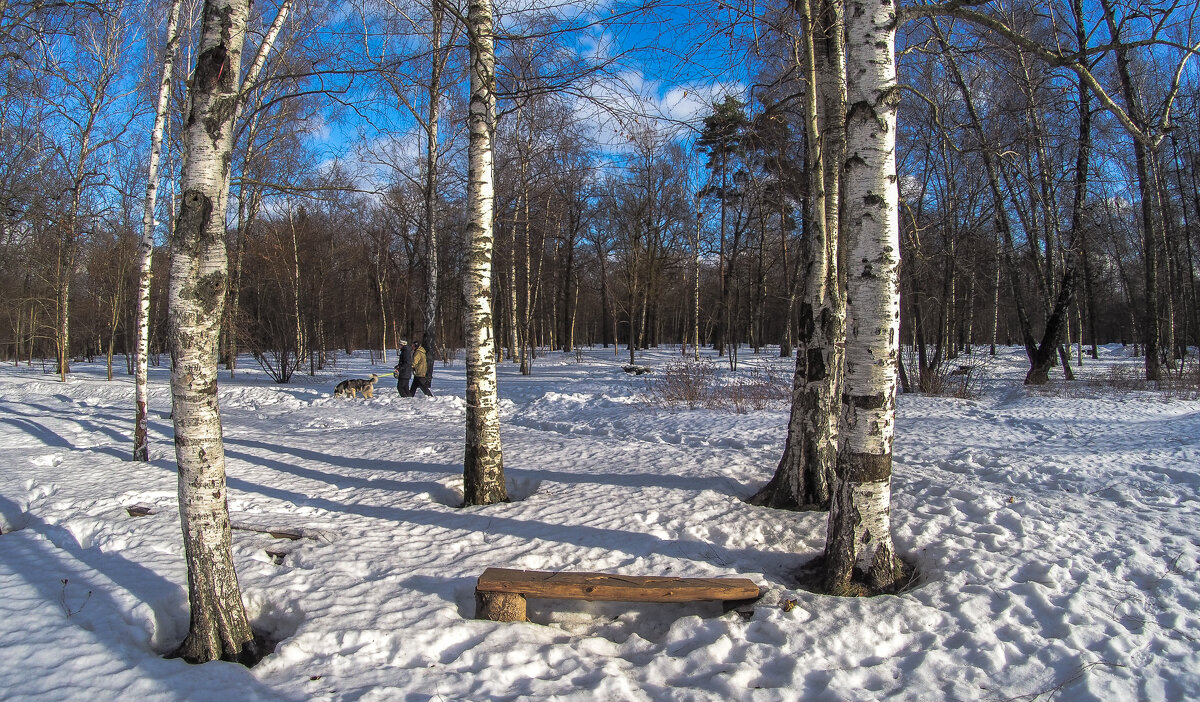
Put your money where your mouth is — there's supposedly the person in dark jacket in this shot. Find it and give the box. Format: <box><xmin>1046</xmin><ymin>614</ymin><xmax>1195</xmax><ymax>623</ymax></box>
<box><xmin>409</xmin><ymin>343</ymin><xmax>433</xmax><ymax>397</ymax></box>
<box><xmin>393</xmin><ymin>340</ymin><xmax>413</xmax><ymax>397</ymax></box>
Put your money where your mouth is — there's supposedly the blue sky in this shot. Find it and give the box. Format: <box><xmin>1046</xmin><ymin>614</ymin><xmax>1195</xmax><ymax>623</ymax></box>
<box><xmin>297</xmin><ymin>0</ymin><xmax>758</xmax><ymax>192</ymax></box>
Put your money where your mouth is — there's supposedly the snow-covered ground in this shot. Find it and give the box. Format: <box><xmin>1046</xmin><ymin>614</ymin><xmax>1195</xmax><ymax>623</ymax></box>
<box><xmin>1</xmin><ymin>345</ymin><xmax>1198</xmax><ymax>701</ymax></box>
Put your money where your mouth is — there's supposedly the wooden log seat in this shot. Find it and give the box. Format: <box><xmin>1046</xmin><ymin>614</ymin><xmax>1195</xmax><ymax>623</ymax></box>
<box><xmin>474</xmin><ymin>567</ymin><xmax>762</xmax><ymax>622</ymax></box>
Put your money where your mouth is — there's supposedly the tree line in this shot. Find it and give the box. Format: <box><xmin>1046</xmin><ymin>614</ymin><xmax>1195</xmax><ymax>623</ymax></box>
<box><xmin>4</xmin><ymin>3</ymin><xmax>1198</xmax><ymax>386</ymax></box>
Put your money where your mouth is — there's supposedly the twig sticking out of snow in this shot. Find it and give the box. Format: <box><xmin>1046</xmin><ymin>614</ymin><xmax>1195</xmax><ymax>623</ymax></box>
<box><xmin>123</xmin><ymin>504</ymin><xmax>334</xmax><ymax>542</ymax></box>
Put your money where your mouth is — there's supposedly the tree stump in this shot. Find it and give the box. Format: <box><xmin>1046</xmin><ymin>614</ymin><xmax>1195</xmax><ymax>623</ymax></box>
<box><xmin>475</xmin><ymin>590</ymin><xmax>526</xmax><ymax>622</ymax></box>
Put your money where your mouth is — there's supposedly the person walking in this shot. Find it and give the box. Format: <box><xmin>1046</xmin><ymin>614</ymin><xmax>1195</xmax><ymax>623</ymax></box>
<box><xmin>393</xmin><ymin>340</ymin><xmax>413</xmax><ymax>397</ymax></box>
<box><xmin>409</xmin><ymin>342</ymin><xmax>433</xmax><ymax>397</ymax></box>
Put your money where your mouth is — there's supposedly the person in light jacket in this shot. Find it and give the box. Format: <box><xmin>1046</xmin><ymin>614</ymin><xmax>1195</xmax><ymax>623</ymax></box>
<box><xmin>409</xmin><ymin>343</ymin><xmax>433</xmax><ymax>397</ymax></box>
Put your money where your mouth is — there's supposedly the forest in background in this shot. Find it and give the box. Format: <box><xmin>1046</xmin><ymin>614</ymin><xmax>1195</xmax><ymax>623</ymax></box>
<box><xmin>1</xmin><ymin>0</ymin><xmax>1198</xmax><ymax>385</ymax></box>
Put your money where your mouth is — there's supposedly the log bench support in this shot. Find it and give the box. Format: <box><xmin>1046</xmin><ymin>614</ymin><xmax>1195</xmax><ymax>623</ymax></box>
<box><xmin>474</xmin><ymin>568</ymin><xmax>761</xmax><ymax>623</ymax></box>
<box><xmin>476</xmin><ymin>590</ymin><xmax>529</xmax><ymax>622</ymax></box>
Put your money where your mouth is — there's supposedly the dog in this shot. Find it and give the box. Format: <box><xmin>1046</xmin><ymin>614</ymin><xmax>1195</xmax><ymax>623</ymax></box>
<box><xmin>334</xmin><ymin>373</ymin><xmax>379</xmax><ymax>399</ymax></box>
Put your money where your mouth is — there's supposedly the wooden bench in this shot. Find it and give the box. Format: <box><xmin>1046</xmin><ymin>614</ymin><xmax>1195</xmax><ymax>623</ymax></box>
<box><xmin>474</xmin><ymin>567</ymin><xmax>761</xmax><ymax>622</ymax></box>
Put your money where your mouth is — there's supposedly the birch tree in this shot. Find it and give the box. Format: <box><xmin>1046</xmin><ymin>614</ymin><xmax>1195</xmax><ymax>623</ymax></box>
<box><xmin>906</xmin><ymin>0</ymin><xmax>1200</xmax><ymax>382</ymax></box>
<box><xmin>420</xmin><ymin>0</ymin><xmax>447</xmax><ymax>369</ymax></box>
<box><xmin>929</xmin><ymin>23</ymin><xmax>1077</xmax><ymax>387</ymax></box>
<box><xmin>798</xmin><ymin>0</ymin><xmax>1198</xmax><ymax>594</ymax></box>
<box><xmin>753</xmin><ymin>0</ymin><xmax>845</xmax><ymax>511</ymax></box>
<box><xmin>45</xmin><ymin>4</ymin><xmax>136</xmax><ymax>380</ymax></box>
<box><xmin>821</xmin><ymin>0</ymin><xmax>907</xmax><ymax>595</ymax></box>
<box><xmin>462</xmin><ymin>0</ymin><xmax>507</xmax><ymax>506</ymax></box>
<box><xmin>1100</xmin><ymin>0</ymin><xmax>1166</xmax><ymax>381</ymax></box>
<box><xmin>134</xmin><ymin>0</ymin><xmax>184</xmax><ymax>461</ymax></box>
<box><xmin>168</xmin><ymin>0</ymin><xmax>290</xmax><ymax>663</ymax></box>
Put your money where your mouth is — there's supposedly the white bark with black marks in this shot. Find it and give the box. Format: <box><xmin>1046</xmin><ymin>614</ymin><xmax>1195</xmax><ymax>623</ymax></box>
<box><xmin>135</xmin><ymin>0</ymin><xmax>184</xmax><ymax>461</ymax></box>
<box><xmin>168</xmin><ymin>0</ymin><xmax>287</xmax><ymax>664</ymax></box>
<box><xmin>754</xmin><ymin>0</ymin><xmax>845</xmax><ymax>511</ymax></box>
<box><xmin>422</xmin><ymin>0</ymin><xmax>444</xmax><ymax>362</ymax></box>
<box><xmin>462</xmin><ymin>0</ymin><xmax>507</xmax><ymax>506</ymax></box>
<box><xmin>823</xmin><ymin>0</ymin><xmax>905</xmax><ymax>595</ymax></box>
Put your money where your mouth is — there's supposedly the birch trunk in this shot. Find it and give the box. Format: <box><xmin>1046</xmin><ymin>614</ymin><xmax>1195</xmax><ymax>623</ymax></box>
<box><xmin>693</xmin><ymin>203</ymin><xmax>701</xmax><ymax>360</ymax></box>
<box><xmin>1171</xmin><ymin>130</ymin><xmax>1200</xmax><ymax>354</ymax></box>
<box><xmin>422</xmin><ymin>0</ymin><xmax>444</xmax><ymax>369</ymax></box>
<box><xmin>106</xmin><ymin>285</ymin><xmax>121</xmax><ymax>381</ymax></box>
<box><xmin>936</xmin><ymin>29</ymin><xmax>1044</xmax><ymax>375</ymax></box>
<box><xmin>990</xmin><ymin>234</ymin><xmax>1000</xmax><ymax>356</ymax></box>
<box><xmin>753</xmin><ymin>212</ymin><xmax>766</xmax><ymax>353</ymax></box>
<box><xmin>597</xmin><ymin>237</ymin><xmax>615</xmax><ymax>350</ymax></box>
<box><xmin>716</xmin><ymin>154</ymin><xmax>728</xmax><ymax>356</ymax></box>
<box><xmin>55</xmin><ymin>242</ymin><xmax>72</xmax><ymax>380</ymax></box>
<box><xmin>1067</xmin><ymin>0</ymin><xmax>1094</xmax><ymax>367</ymax></box>
<box><xmin>57</xmin><ymin>147</ymin><xmax>92</xmax><ymax>381</ymax></box>
<box><xmin>508</xmin><ymin>229</ymin><xmax>519</xmax><ymax>362</ymax></box>
<box><xmin>289</xmin><ymin>213</ymin><xmax>307</xmax><ymax>368</ymax></box>
<box><xmin>561</xmin><ymin>229</ymin><xmax>578</xmax><ymax>353</ymax></box>
<box><xmin>1101</xmin><ymin>0</ymin><xmax>1161</xmax><ymax>381</ymax></box>
<box><xmin>779</xmin><ymin>190</ymin><xmax>798</xmax><ymax>359</ymax></box>
<box><xmin>1154</xmin><ymin>157</ymin><xmax>1178</xmax><ymax>368</ymax></box>
<box><xmin>964</xmin><ymin>273</ymin><xmax>975</xmax><ymax>354</ymax></box>
<box><xmin>168</xmin><ymin>0</ymin><xmax>260</xmax><ymax>664</ymax></box>
<box><xmin>569</xmin><ymin>282</ymin><xmax>579</xmax><ymax>353</ymax></box>
<box><xmin>226</xmin><ymin>178</ymin><xmax>260</xmax><ymax>376</ymax></box>
<box><xmin>221</xmin><ymin>0</ymin><xmax>290</xmax><ymax>371</ymax></box>
<box><xmin>375</xmin><ymin>251</ymin><xmax>388</xmax><ymax>365</ymax></box>
<box><xmin>753</xmin><ymin>0</ymin><xmax>843</xmax><ymax>511</ymax></box>
<box><xmin>823</xmin><ymin>0</ymin><xmax>906</xmax><ymax>595</ymax></box>
<box><xmin>519</xmin><ymin>129</ymin><xmax>533</xmax><ymax>375</ymax></box>
<box><xmin>1082</xmin><ymin>240</ymin><xmax>1098</xmax><ymax>358</ymax></box>
<box><xmin>463</xmin><ymin>0</ymin><xmax>507</xmax><ymax>506</ymax></box>
<box><xmin>134</xmin><ymin>0</ymin><xmax>184</xmax><ymax>460</ymax></box>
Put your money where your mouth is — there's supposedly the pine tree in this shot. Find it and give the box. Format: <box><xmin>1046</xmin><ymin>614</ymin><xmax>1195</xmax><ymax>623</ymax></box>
<box><xmin>697</xmin><ymin>96</ymin><xmax>749</xmax><ymax>355</ymax></box>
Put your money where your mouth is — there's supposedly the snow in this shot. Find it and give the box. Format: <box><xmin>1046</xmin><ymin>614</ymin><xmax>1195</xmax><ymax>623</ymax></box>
<box><xmin>1</xmin><ymin>346</ymin><xmax>1198</xmax><ymax>700</ymax></box>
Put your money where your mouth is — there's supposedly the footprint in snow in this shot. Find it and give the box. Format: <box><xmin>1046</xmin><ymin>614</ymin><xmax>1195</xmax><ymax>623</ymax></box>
<box><xmin>31</xmin><ymin>454</ymin><xmax>64</xmax><ymax>468</ymax></box>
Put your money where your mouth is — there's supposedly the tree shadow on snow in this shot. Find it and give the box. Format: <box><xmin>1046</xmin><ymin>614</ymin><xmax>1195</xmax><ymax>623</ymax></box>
<box><xmin>0</xmin><ymin>415</ymin><xmax>79</xmax><ymax>448</ymax></box>
<box><xmin>0</xmin><ymin>400</ymin><xmax>176</xmax><ymax>449</ymax></box>
<box><xmin>225</xmin><ymin>437</ymin><xmax>450</xmax><ymax>476</ymax></box>
<box><xmin>0</xmin><ymin>494</ymin><xmax>297</xmax><ymax>699</ymax></box>
<box><xmin>223</xmin><ymin>473</ymin><xmax>798</xmax><ymax>583</ymax></box>
<box><xmin>0</xmin><ymin>415</ymin><xmax>129</xmax><ymax>463</ymax></box>
<box><xmin>224</xmin><ymin>448</ymin><xmax>454</xmax><ymax>498</ymax></box>
<box><xmin>224</xmin><ymin>436</ymin><xmax>748</xmax><ymax>502</ymax></box>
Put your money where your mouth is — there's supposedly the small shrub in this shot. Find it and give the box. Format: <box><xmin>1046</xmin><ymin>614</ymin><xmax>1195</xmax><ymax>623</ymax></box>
<box><xmin>645</xmin><ymin>358</ymin><xmax>718</xmax><ymax>409</ymax></box>
<box><xmin>251</xmin><ymin>348</ymin><xmax>301</xmax><ymax>383</ymax></box>
<box><xmin>1090</xmin><ymin>357</ymin><xmax>1200</xmax><ymax>399</ymax></box>
<box><xmin>1163</xmin><ymin>359</ymin><xmax>1200</xmax><ymax>399</ymax></box>
<box><xmin>1087</xmin><ymin>365</ymin><xmax>1147</xmax><ymax>392</ymax></box>
<box><xmin>944</xmin><ymin>356</ymin><xmax>993</xmax><ymax>399</ymax></box>
<box><xmin>1058</xmin><ymin>355</ymin><xmax>1200</xmax><ymax>399</ymax></box>
<box><xmin>901</xmin><ymin>348</ymin><xmax>992</xmax><ymax>399</ymax></box>
<box><xmin>643</xmin><ymin>359</ymin><xmax>791</xmax><ymax>413</ymax></box>
<box><xmin>726</xmin><ymin>361</ymin><xmax>792</xmax><ymax>412</ymax></box>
